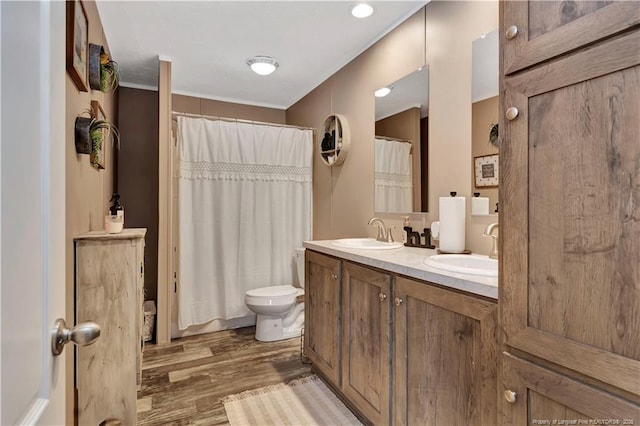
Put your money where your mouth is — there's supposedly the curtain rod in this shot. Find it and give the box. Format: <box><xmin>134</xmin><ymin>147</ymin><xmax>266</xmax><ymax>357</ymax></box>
<box><xmin>375</xmin><ymin>135</ymin><xmax>412</xmax><ymax>144</ymax></box>
<box><xmin>171</xmin><ymin>111</ymin><xmax>315</xmax><ymax>132</ymax></box>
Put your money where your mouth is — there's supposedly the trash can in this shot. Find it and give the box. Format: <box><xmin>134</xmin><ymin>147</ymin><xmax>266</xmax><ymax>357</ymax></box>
<box><xmin>143</xmin><ymin>300</ymin><xmax>156</xmax><ymax>342</ymax></box>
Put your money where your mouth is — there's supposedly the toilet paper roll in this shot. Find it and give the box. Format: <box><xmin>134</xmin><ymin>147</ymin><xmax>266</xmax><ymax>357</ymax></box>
<box><xmin>471</xmin><ymin>197</ymin><xmax>490</xmax><ymax>216</ymax></box>
<box><xmin>438</xmin><ymin>196</ymin><xmax>466</xmax><ymax>253</ymax></box>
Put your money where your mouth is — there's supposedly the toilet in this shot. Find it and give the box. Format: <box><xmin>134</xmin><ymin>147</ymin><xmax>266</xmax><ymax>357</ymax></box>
<box><xmin>245</xmin><ymin>248</ymin><xmax>305</xmax><ymax>342</ymax></box>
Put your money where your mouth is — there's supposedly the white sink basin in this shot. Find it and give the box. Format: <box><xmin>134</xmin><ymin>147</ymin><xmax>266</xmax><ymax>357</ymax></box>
<box><xmin>331</xmin><ymin>238</ymin><xmax>403</xmax><ymax>250</ymax></box>
<box><xmin>424</xmin><ymin>254</ymin><xmax>498</xmax><ymax>277</ymax></box>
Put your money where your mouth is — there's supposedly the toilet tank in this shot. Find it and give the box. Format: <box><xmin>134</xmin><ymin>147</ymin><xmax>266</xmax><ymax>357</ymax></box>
<box><xmin>295</xmin><ymin>248</ymin><xmax>305</xmax><ymax>289</ymax></box>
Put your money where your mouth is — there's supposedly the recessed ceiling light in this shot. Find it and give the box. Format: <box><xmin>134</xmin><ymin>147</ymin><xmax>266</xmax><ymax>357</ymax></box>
<box><xmin>351</xmin><ymin>3</ymin><xmax>373</xmax><ymax>19</ymax></box>
<box><xmin>375</xmin><ymin>85</ymin><xmax>393</xmax><ymax>97</ymax></box>
<box><xmin>246</xmin><ymin>56</ymin><xmax>279</xmax><ymax>76</ymax></box>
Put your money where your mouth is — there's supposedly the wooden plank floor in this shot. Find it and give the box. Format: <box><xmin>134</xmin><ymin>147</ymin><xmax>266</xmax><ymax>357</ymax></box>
<box><xmin>137</xmin><ymin>327</ymin><xmax>312</xmax><ymax>425</ymax></box>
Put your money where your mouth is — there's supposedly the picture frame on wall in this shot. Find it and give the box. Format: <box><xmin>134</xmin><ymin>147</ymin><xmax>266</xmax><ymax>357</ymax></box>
<box><xmin>66</xmin><ymin>0</ymin><xmax>89</xmax><ymax>92</ymax></box>
<box><xmin>474</xmin><ymin>154</ymin><xmax>499</xmax><ymax>188</ymax></box>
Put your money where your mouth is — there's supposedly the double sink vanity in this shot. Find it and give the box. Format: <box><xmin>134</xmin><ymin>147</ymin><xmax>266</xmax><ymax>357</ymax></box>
<box><xmin>303</xmin><ymin>238</ymin><xmax>498</xmax><ymax>425</ymax></box>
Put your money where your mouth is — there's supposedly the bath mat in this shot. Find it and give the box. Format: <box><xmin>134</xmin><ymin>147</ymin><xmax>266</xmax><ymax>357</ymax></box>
<box><xmin>222</xmin><ymin>375</ymin><xmax>363</xmax><ymax>426</ymax></box>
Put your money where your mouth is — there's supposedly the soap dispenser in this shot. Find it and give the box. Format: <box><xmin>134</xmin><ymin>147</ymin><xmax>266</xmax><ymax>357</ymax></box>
<box><xmin>105</xmin><ymin>193</ymin><xmax>124</xmax><ymax>233</ymax></box>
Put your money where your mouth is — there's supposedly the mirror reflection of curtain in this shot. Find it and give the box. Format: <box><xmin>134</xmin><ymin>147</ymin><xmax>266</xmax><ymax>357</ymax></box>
<box><xmin>374</xmin><ymin>137</ymin><xmax>412</xmax><ymax>212</ymax></box>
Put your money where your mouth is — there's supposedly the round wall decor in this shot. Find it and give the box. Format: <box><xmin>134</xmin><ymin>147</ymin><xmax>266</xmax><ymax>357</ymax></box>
<box><xmin>319</xmin><ymin>114</ymin><xmax>350</xmax><ymax>166</ymax></box>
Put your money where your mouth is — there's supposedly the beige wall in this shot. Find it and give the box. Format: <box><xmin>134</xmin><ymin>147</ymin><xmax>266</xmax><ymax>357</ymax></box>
<box><xmin>287</xmin><ymin>2</ymin><xmax>498</xmax><ymax>252</ymax></box>
<box><xmin>173</xmin><ymin>94</ymin><xmax>286</xmax><ymax>123</ymax></box>
<box><xmin>64</xmin><ymin>0</ymin><xmax>117</xmax><ymax>422</ymax></box>
<box><xmin>287</xmin><ymin>9</ymin><xmax>426</xmax><ymax>240</ymax></box>
<box><xmin>472</xmin><ymin>96</ymin><xmax>499</xmax><ymax>211</ymax></box>
<box><xmin>375</xmin><ymin>107</ymin><xmax>422</xmax><ymax>211</ymax></box>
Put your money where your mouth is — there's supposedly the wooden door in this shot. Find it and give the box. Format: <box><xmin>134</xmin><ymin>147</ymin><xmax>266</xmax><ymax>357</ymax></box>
<box><xmin>0</xmin><ymin>1</ymin><xmax>67</xmax><ymax>424</ymax></box>
<box><xmin>503</xmin><ymin>1</ymin><xmax>640</xmax><ymax>74</ymax></box>
<box><xmin>393</xmin><ymin>277</ymin><xmax>497</xmax><ymax>426</ymax></box>
<box><xmin>500</xmin><ymin>28</ymin><xmax>640</xmax><ymax>396</ymax></box>
<box><xmin>502</xmin><ymin>353</ymin><xmax>640</xmax><ymax>425</ymax></box>
<box><xmin>304</xmin><ymin>250</ymin><xmax>342</xmax><ymax>385</ymax></box>
<box><xmin>341</xmin><ymin>262</ymin><xmax>391</xmax><ymax>425</ymax></box>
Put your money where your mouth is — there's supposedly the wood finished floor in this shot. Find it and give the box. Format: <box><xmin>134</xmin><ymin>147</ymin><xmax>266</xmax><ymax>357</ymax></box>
<box><xmin>137</xmin><ymin>327</ymin><xmax>312</xmax><ymax>425</ymax></box>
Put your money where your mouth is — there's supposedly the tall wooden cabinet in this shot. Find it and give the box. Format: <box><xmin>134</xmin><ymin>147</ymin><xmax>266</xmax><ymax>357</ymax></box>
<box><xmin>500</xmin><ymin>2</ymin><xmax>639</xmax><ymax>423</ymax></box>
<box><xmin>75</xmin><ymin>229</ymin><xmax>146</xmax><ymax>425</ymax></box>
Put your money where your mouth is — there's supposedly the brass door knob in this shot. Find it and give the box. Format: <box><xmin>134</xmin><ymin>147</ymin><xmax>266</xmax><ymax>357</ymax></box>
<box><xmin>506</xmin><ymin>25</ymin><xmax>518</xmax><ymax>40</ymax></box>
<box><xmin>394</xmin><ymin>297</ymin><xmax>403</xmax><ymax>306</ymax></box>
<box><xmin>378</xmin><ymin>293</ymin><xmax>387</xmax><ymax>302</ymax></box>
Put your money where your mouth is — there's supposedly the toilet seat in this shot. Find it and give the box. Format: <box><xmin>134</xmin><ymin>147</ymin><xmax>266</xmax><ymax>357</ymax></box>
<box><xmin>245</xmin><ymin>285</ymin><xmax>298</xmax><ymax>306</ymax></box>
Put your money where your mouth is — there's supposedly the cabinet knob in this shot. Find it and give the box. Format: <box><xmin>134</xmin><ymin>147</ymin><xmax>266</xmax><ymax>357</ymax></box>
<box><xmin>331</xmin><ymin>273</ymin><xmax>338</xmax><ymax>280</ymax></box>
<box><xmin>394</xmin><ymin>297</ymin><xmax>403</xmax><ymax>306</ymax></box>
<box><xmin>378</xmin><ymin>293</ymin><xmax>387</xmax><ymax>302</ymax></box>
<box><xmin>506</xmin><ymin>107</ymin><xmax>519</xmax><ymax>121</ymax></box>
<box><xmin>505</xmin><ymin>25</ymin><xmax>518</xmax><ymax>40</ymax></box>
<box><xmin>504</xmin><ymin>389</ymin><xmax>517</xmax><ymax>404</ymax></box>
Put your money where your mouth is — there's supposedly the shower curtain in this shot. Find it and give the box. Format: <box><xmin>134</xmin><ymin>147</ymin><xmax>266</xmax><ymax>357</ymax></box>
<box><xmin>177</xmin><ymin>116</ymin><xmax>313</xmax><ymax>330</ymax></box>
<box><xmin>374</xmin><ymin>137</ymin><xmax>413</xmax><ymax>212</ymax></box>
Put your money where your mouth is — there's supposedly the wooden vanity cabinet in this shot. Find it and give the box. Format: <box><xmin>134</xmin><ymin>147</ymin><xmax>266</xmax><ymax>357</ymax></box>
<box><xmin>75</xmin><ymin>229</ymin><xmax>146</xmax><ymax>426</ymax></box>
<box><xmin>305</xmin><ymin>250</ymin><xmax>342</xmax><ymax>385</ymax></box>
<box><xmin>500</xmin><ymin>1</ymin><xmax>640</xmax><ymax>422</ymax></box>
<box><xmin>305</xmin><ymin>250</ymin><xmax>498</xmax><ymax>425</ymax></box>
<box><xmin>393</xmin><ymin>276</ymin><xmax>497</xmax><ymax>426</ymax></box>
<box><xmin>341</xmin><ymin>262</ymin><xmax>392</xmax><ymax>425</ymax></box>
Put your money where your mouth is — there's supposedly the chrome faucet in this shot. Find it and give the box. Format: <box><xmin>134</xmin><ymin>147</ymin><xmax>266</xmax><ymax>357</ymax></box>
<box><xmin>368</xmin><ymin>217</ymin><xmax>389</xmax><ymax>242</ymax></box>
<box><xmin>483</xmin><ymin>223</ymin><xmax>499</xmax><ymax>259</ymax></box>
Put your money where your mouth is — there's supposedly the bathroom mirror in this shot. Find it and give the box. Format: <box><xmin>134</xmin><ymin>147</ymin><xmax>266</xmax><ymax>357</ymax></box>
<box><xmin>471</xmin><ymin>29</ymin><xmax>499</xmax><ymax>215</ymax></box>
<box><xmin>374</xmin><ymin>66</ymin><xmax>429</xmax><ymax>213</ymax></box>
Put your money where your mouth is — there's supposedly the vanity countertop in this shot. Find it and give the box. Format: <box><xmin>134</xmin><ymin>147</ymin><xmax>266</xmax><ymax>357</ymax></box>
<box><xmin>303</xmin><ymin>240</ymin><xmax>498</xmax><ymax>300</ymax></box>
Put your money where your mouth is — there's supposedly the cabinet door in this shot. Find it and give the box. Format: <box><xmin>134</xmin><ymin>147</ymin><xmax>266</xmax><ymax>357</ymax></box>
<box><xmin>503</xmin><ymin>1</ymin><xmax>639</xmax><ymax>74</ymax></box>
<box><xmin>341</xmin><ymin>262</ymin><xmax>391</xmax><ymax>425</ymax></box>
<box><xmin>393</xmin><ymin>277</ymin><xmax>497</xmax><ymax>426</ymax></box>
<box><xmin>501</xmin><ymin>30</ymin><xmax>640</xmax><ymax>396</ymax></box>
<box><xmin>501</xmin><ymin>353</ymin><xmax>639</xmax><ymax>425</ymax></box>
<box><xmin>76</xmin><ymin>240</ymin><xmax>138</xmax><ymax>425</ymax></box>
<box><xmin>305</xmin><ymin>250</ymin><xmax>342</xmax><ymax>384</ymax></box>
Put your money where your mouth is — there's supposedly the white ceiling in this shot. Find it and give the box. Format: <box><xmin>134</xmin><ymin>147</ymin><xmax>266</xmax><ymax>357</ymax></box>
<box><xmin>96</xmin><ymin>1</ymin><xmax>428</xmax><ymax>110</ymax></box>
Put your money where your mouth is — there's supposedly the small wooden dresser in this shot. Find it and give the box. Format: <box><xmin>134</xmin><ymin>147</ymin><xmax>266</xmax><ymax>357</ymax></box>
<box><xmin>75</xmin><ymin>229</ymin><xmax>146</xmax><ymax>425</ymax></box>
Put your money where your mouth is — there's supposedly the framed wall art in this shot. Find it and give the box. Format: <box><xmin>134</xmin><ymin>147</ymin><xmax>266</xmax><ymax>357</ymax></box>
<box><xmin>474</xmin><ymin>154</ymin><xmax>499</xmax><ymax>188</ymax></box>
<box><xmin>66</xmin><ymin>0</ymin><xmax>89</xmax><ymax>92</ymax></box>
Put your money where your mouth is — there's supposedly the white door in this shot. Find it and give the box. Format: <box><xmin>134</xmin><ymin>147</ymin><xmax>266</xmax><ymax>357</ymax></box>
<box><xmin>1</xmin><ymin>1</ymin><xmax>67</xmax><ymax>424</ymax></box>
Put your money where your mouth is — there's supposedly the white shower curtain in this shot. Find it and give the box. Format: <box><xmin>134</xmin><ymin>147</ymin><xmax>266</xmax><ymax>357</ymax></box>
<box><xmin>374</xmin><ymin>137</ymin><xmax>413</xmax><ymax>212</ymax></box>
<box><xmin>177</xmin><ymin>116</ymin><xmax>312</xmax><ymax>330</ymax></box>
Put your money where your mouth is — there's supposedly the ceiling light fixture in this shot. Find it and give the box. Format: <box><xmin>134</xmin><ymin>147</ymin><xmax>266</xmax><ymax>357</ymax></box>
<box><xmin>246</xmin><ymin>56</ymin><xmax>279</xmax><ymax>76</ymax></box>
<box><xmin>374</xmin><ymin>85</ymin><xmax>393</xmax><ymax>97</ymax></box>
<box><xmin>351</xmin><ymin>3</ymin><xmax>373</xmax><ymax>19</ymax></box>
